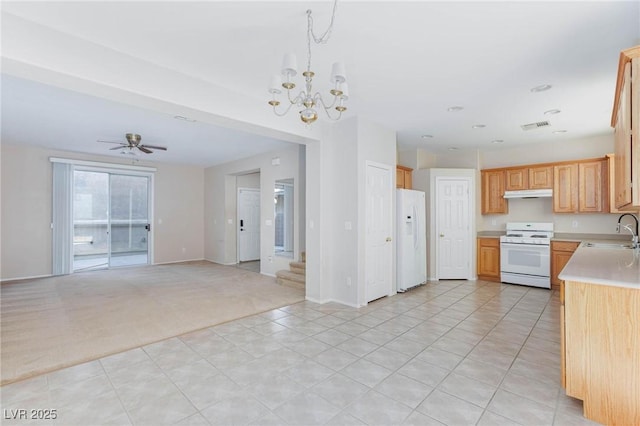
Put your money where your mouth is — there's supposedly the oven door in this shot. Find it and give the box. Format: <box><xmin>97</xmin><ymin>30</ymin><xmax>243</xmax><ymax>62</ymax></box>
<box><xmin>500</xmin><ymin>242</ymin><xmax>550</xmax><ymax>277</ymax></box>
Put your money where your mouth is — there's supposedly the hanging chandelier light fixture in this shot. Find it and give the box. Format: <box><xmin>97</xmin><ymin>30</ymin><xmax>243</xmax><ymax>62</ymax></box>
<box><xmin>267</xmin><ymin>0</ymin><xmax>348</xmax><ymax>125</ymax></box>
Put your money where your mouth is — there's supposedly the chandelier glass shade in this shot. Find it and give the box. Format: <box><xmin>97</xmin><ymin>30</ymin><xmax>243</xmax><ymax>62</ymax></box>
<box><xmin>268</xmin><ymin>4</ymin><xmax>347</xmax><ymax>125</ymax></box>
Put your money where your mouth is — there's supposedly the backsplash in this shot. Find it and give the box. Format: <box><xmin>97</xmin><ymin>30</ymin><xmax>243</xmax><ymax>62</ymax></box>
<box><xmin>479</xmin><ymin>198</ymin><xmax>623</xmax><ymax>234</ymax></box>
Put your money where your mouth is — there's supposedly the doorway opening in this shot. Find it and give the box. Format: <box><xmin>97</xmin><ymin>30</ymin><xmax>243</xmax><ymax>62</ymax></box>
<box><xmin>72</xmin><ymin>169</ymin><xmax>151</xmax><ymax>272</ymax></box>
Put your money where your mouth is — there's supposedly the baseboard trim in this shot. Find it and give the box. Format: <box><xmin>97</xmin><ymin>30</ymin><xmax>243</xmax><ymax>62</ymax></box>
<box><xmin>305</xmin><ymin>296</ymin><xmax>361</xmax><ymax>308</ymax></box>
<box><xmin>153</xmin><ymin>258</ymin><xmax>206</xmax><ymax>265</ymax></box>
<box><xmin>0</xmin><ymin>274</ymin><xmax>53</xmax><ymax>283</ymax></box>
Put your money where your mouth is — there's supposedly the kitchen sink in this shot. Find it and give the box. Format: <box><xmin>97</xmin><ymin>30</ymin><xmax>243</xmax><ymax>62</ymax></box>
<box><xmin>582</xmin><ymin>242</ymin><xmax>635</xmax><ymax>249</ymax></box>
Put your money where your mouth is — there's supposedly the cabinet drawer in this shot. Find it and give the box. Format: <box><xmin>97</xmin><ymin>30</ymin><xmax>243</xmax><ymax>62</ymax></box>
<box><xmin>552</xmin><ymin>241</ymin><xmax>580</xmax><ymax>252</ymax></box>
<box><xmin>478</xmin><ymin>237</ymin><xmax>500</xmax><ymax>247</ymax></box>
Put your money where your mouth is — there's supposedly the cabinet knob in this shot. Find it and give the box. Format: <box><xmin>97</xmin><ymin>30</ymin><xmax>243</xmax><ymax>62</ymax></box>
<box><xmin>439</xmin><ymin>234</ymin><xmax>444</xmax><ymax>237</ymax></box>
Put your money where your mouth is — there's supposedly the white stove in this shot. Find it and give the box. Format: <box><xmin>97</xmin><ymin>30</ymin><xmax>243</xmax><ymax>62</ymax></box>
<box><xmin>500</xmin><ymin>223</ymin><xmax>554</xmax><ymax>289</ymax></box>
<box><xmin>500</xmin><ymin>222</ymin><xmax>554</xmax><ymax>245</ymax></box>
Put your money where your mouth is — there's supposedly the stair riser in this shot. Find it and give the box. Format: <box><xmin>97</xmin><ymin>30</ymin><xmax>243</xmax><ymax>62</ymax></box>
<box><xmin>277</xmin><ymin>278</ymin><xmax>305</xmax><ymax>290</ymax></box>
<box><xmin>290</xmin><ymin>267</ymin><xmax>306</xmax><ymax>275</ymax></box>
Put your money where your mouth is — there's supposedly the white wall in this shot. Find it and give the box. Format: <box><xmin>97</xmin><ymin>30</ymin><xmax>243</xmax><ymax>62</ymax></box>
<box><xmin>356</xmin><ymin>117</ymin><xmax>398</xmax><ymax>307</ymax></box>
<box><xmin>0</xmin><ymin>143</ymin><xmax>205</xmax><ymax>281</ymax></box>
<box><xmin>413</xmin><ymin>168</ymin><xmax>477</xmax><ymax>281</ymax></box>
<box><xmin>236</xmin><ymin>172</ymin><xmax>260</xmax><ymax>189</ymax></box>
<box><xmin>479</xmin><ymin>134</ymin><xmax>613</xmax><ymax>169</ymax></box>
<box><xmin>478</xmin><ymin>134</ymin><xmax>622</xmax><ymax>234</ymax></box>
<box><xmin>204</xmin><ymin>145</ymin><xmax>300</xmax><ymax>276</ymax></box>
<box><xmin>403</xmin><ymin>134</ymin><xmax>622</xmax><ymax>235</ymax></box>
<box><xmin>305</xmin><ymin>116</ymin><xmax>396</xmax><ymax>307</ymax></box>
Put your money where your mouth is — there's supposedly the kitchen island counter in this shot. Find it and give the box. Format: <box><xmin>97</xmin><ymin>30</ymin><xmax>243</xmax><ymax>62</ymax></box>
<box><xmin>560</xmin><ymin>249</ymin><xmax>639</xmax><ymax>425</ymax></box>
<box><xmin>558</xmin><ymin>244</ymin><xmax>640</xmax><ymax>289</ymax></box>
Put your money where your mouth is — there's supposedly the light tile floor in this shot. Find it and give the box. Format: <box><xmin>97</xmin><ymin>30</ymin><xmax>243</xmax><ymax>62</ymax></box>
<box><xmin>0</xmin><ymin>280</ymin><xmax>599</xmax><ymax>425</ymax></box>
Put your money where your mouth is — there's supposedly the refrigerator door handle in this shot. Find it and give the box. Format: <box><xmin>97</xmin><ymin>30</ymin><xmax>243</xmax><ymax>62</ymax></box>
<box><xmin>413</xmin><ymin>205</ymin><xmax>419</xmax><ymax>248</ymax></box>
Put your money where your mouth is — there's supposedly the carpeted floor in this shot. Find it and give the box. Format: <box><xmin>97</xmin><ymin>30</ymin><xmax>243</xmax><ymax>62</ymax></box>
<box><xmin>0</xmin><ymin>261</ymin><xmax>305</xmax><ymax>385</ymax></box>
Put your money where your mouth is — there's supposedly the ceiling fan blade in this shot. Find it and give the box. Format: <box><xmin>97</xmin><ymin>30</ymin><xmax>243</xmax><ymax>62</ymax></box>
<box><xmin>141</xmin><ymin>144</ymin><xmax>167</xmax><ymax>151</ymax></box>
<box><xmin>110</xmin><ymin>146</ymin><xmax>126</xmax><ymax>150</ymax></box>
<box><xmin>97</xmin><ymin>140</ymin><xmax>124</xmax><ymax>145</ymax></box>
<box><xmin>138</xmin><ymin>146</ymin><xmax>153</xmax><ymax>154</ymax></box>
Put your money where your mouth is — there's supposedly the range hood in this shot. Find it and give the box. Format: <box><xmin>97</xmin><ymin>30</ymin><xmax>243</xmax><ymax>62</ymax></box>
<box><xmin>503</xmin><ymin>189</ymin><xmax>553</xmax><ymax>199</ymax></box>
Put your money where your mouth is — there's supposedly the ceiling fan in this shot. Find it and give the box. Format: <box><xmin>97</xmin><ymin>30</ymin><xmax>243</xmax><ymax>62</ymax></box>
<box><xmin>98</xmin><ymin>133</ymin><xmax>167</xmax><ymax>155</ymax></box>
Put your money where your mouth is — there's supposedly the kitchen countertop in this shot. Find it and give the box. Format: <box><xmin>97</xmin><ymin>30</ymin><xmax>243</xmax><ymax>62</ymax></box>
<box><xmin>559</xmin><ymin>244</ymin><xmax>640</xmax><ymax>289</ymax></box>
<box><xmin>552</xmin><ymin>232</ymin><xmax>629</xmax><ymax>243</ymax></box>
<box><xmin>477</xmin><ymin>231</ymin><xmax>503</xmax><ymax>238</ymax></box>
<box><xmin>477</xmin><ymin>231</ymin><xmax>630</xmax><ymax>243</ymax></box>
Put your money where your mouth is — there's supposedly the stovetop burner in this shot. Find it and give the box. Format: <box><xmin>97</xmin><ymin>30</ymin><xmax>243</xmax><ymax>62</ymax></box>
<box><xmin>500</xmin><ymin>222</ymin><xmax>554</xmax><ymax>245</ymax></box>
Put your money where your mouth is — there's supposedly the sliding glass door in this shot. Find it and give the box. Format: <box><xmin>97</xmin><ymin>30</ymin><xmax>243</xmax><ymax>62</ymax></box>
<box><xmin>73</xmin><ymin>170</ymin><xmax>150</xmax><ymax>271</ymax></box>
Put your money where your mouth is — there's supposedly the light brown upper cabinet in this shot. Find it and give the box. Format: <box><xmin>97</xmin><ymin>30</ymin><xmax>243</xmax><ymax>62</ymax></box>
<box><xmin>554</xmin><ymin>164</ymin><xmax>579</xmax><ymax>213</ymax></box>
<box><xmin>528</xmin><ymin>166</ymin><xmax>553</xmax><ymax>189</ymax></box>
<box><xmin>505</xmin><ymin>166</ymin><xmax>553</xmax><ymax>191</ymax></box>
<box><xmin>505</xmin><ymin>168</ymin><xmax>527</xmax><ymax>191</ymax></box>
<box><xmin>611</xmin><ymin>46</ymin><xmax>640</xmax><ymax>210</ymax></box>
<box><xmin>481</xmin><ymin>170</ymin><xmax>508</xmax><ymax>214</ymax></box>
<box><xmin>396</xmin><ymin>165</ymin><xmax>413</xmax><ymax>189</ymax></box>
<box><xmin>554</xmin><ymin>159</ymin><xmax>608</xmax><ymax>213</ymax></box>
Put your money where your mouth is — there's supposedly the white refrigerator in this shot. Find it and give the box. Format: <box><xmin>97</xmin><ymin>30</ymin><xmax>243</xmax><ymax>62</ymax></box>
<box><xmin>396</xmin><ymin>189</ymin><xmax>427</xmax><ymax>292</ymax></box>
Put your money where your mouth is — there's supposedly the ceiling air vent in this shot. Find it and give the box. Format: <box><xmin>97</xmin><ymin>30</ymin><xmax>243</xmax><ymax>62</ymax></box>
<box><xmin>521</xmin><ymin>121</ymin><xmax>550</xmax><ymax>131</ymax></box>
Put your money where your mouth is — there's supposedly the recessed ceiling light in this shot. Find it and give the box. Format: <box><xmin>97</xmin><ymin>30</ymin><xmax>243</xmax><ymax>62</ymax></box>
<box><xmin>472</xmin><ymin>124</ymin><xmax>486</xmax><ymax>129</ymax></box>
<box><xmin>421</xmin><ymin>134</ymin><xmax>433</xmax><ymax>139</ymax></box>
<box><xmin>491</xmin><ymin>139</ymin><xmax>504</xmax><ymax>144</ymax></box>
<box><xmin>174</xmin><ymin>115</ymin><xmax>197</xmax><ymax>122</ymax></box>
<box><xmin>544</xmin><ymin>109</ymin><xmax>561</xmax><ymax>115</ymax></box>
<box><xmin>531</xmin><ymin>84</ymin><xmax>552</xmax><ymax>93</ymax></box>
<box><xmin>448</xmin><ymin>147</ymin><xmax>459</xmax><ymax>151</ymax></box>
<box><xmin>553</xmin><ymin>130</ymin><xmax>567</xmax><ymax>134</ymax></box>
<box><xmin>447</xmin><ymin>106</ymin><xmax>464</xmax><ymax>112</ymax></box>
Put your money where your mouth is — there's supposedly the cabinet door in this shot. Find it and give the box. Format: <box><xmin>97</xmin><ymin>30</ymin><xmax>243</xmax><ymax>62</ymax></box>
<box><xmin>477</xmin><ymin>238</ymin><xmax>500</xmax><ymax>281</ymax></box>
<box><xmin>396</xmin><ymin>168</ymin><xmax>404</xmax><ymax>188</ymax></box>
<box><xmin>614</xmin><ymin>62</ymin><xmax>633</xmax><ymax>209</ymax></box>
<box><xmin>579</xmin><ymin>160</ymin><xmax>606</xmax><ymax>212</ymax></box>
<box><xmin>554</xmin><ymin>164</ymin><xmax>579</xmax><ymax>213</ymax></box>
<box><xmin>529</xmin><ymin>166</ymin><xmax>553</xmax><ymax>189</ymax></box>
<box><xmin>551</xmin><ymin>241</ymin><xmax>579</xmax><ymax>287</ymax></box>
<box><xmin>481</xmin><ymin>170</ymin><xmax>508</xmax><ymax>214</ymax></box>
<box><xmin>403</xmin><ymin>170</ymin><xmax>412</xmax><ymax>190</ymax></box>
<box><xmin>560</xmin><ymin>281</ymin><xmax>566</xmax><ymax>388</ymax></box>
<box><xmin>505</xmin><ymin>168</ymin><xmax>528</xmax><ymax>191</ymax></box>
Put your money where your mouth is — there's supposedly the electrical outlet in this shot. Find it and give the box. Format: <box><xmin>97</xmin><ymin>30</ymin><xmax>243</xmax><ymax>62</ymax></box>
<box><xmin>346</xmin><ymin>277</ymin><xmax>352</xmax><ymax>287</ymax></box>
<box><xmin>572</xmin><ymin>220</ymin><xmax>578</xmax><ymax>228</ymax></box>
<box><xmin>491</xmin><ymin>219</ymin><xmax>497</xmax><ymax>226</ymax></box>
<box><xmin>181</xmin><ymin>247</ymin><xmax>186</xmax><ymax>253</ymax></box>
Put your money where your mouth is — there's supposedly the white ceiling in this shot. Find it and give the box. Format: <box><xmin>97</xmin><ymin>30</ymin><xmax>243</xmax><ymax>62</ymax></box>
<box><xmin>1</xmin><ymin>1</ymin><xmax>639</xmax><ymax>166</ymax></box>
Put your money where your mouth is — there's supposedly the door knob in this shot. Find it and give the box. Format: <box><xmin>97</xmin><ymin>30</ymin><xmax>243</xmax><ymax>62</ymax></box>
<box><xmin>386</xmin><ymin>237</ymin><xmax>392</xmax><ymax>242</ymax></box>
<box><xmin>440</xmin><ymin>234</ymin><xmax>444</xmax><ymax>237</ymax></box>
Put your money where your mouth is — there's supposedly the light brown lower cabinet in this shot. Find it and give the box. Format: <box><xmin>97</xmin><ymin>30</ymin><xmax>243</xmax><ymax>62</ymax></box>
<box><xmin>477</xmin><ymin>237</ymin><xmax>500</xmax><ymax>282</ymax></box>
<box><xmin>562</xmin><ymin>280</ymin><xmax>640</xmax><ymax>425</ymax></box>
<box><xmin>550</xmin><ymin>241</ymin><xmax>579</xmax><ymax>290</ymax></box>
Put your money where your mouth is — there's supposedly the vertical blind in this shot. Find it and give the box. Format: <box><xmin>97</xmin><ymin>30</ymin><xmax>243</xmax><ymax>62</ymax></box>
<box><xmin>52</xmin><ymin>162</ymin><xmax>73</xmax><ymax>275</ymax></box>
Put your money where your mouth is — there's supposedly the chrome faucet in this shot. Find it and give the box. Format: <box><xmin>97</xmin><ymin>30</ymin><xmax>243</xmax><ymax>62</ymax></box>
<box><xmin>617</xmin><ymin>213</ymin><xmax>639</xmax><ymax>248</ymax></box>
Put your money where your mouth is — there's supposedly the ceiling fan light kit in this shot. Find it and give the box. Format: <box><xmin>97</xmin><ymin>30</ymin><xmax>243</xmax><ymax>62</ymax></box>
<box><xmin>267</xmin><ymin>0</ymin><xmax>348</xmax><ymax>125</ymax></box>
<box><xmin>98</xmin><ymin>133</ymin><xmax>167</xmax><ymax>155</ymax></box>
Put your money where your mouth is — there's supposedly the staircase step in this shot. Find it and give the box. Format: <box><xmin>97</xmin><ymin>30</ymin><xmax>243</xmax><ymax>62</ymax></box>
<box><xmin>276</xmin><ymin>270</ymin><xmax>305</xmax><ymax>284</ymax></box>
<box><xmin>277</xmin><ymin>277</ymin><xmax>305</xmax><ymax>290</ymax></box>
<box><xmin>289</xmin><ymin>261</ymin><xmax>306</xmax><ymax>275</ymax></box>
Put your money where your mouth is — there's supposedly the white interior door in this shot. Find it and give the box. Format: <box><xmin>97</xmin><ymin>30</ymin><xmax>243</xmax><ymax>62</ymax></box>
<box><xmin>238</xmin><ymin>188</ymin><xmax>260</xmax><ymax>262</ymax></box>
<box><xmin>365</xmin><ymin>162</ymin><xmax>393</xmax><ymax>302</ymax></box>
<box><xmin>436</xmin><ymin>178</ymin><xmax>471</xmax><ymax>279</ymax></box>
